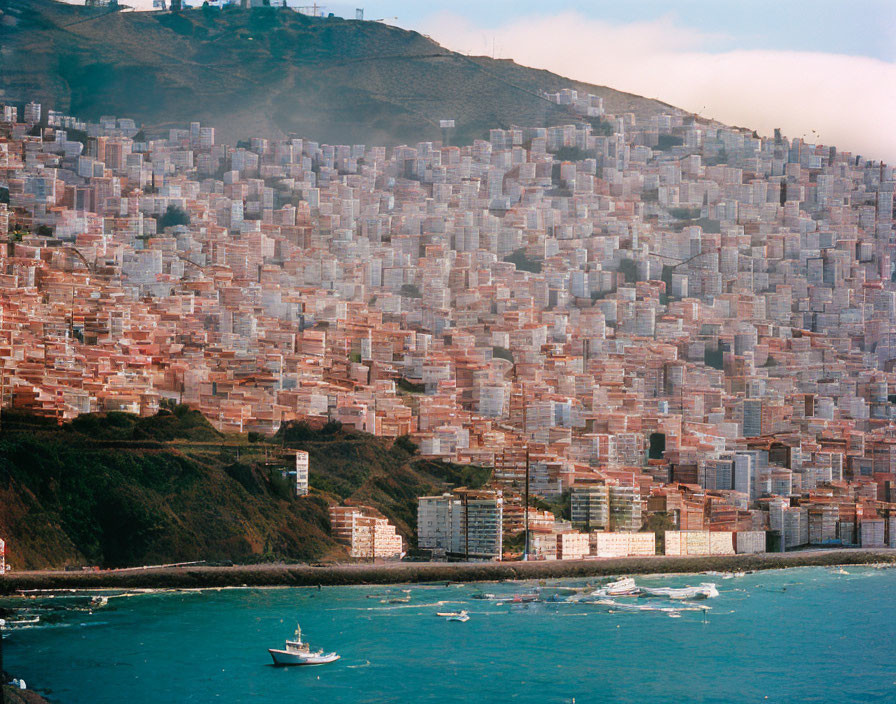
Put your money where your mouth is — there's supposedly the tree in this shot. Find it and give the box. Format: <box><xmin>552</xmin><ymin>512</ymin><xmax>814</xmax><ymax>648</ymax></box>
<box><xmin>157</xmin><ymin>205</ymin><xmax>190</xmax><ymax>231</ymax></box>
<box><xmin>492</xmin><ymin>346</ymin><xmax>514</xmax><ymax>364</ymax></box>
<box><xmin>503</xmin><ymin>248</ymin><xmax>542</xmax><ymax>274</ymax></box>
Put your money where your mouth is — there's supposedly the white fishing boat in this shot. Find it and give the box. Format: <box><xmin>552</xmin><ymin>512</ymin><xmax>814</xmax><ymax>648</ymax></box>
<box><xmin>446</xmin><ymin>611</ymin><xmax>469</xmax><ymax>622</ymax></box>
<box><xmin>593</xmin><ymin>577</ymin><xmax>640</xmax><ymax>597</ymax></box>
<box><xmin>640</xmin><ymin>582</ymin><xmax>719</xmax><ymax>600</ymax></box>
<box><xmin>268</xmin><ymin>624</ymin><xmax>340</xmax><ymax>666</ymax></box>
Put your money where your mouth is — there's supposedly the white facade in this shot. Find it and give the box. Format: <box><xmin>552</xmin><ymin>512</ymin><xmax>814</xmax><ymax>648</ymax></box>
<box><xmin>295</xmin><ymin>450</ymin><xmax>309</xmax><ymax>496</ymax></box>
<box><xmin>417</xmin><ymin>492</ymin><xmax>503</xmax><ymax>559</ymax></box>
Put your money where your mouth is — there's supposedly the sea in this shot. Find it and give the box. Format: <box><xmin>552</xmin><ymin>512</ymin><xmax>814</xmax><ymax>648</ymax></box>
<box><xmin>3</xmin><ymin>566</ymin><xmax>896</xmax><ymax>703</ymax></box>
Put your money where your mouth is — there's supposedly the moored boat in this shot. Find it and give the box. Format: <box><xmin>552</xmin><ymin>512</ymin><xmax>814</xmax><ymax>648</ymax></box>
<box><xmin>511</xmin><ymin>593</ymin><xmax>539</xmax><ymax>603</ymax></box>
<box><xmin>640</xmin><ymin>582</ymin><xmax>719</xmax><ymax>600</ymax></box>
<box><xmin>593</xmin><ymin>577</ymin><xmax>640</xmax><ymax>597</ymax></box>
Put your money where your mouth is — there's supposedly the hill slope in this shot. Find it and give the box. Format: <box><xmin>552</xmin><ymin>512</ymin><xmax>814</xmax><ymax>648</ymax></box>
<box><xmin>0</xmin><ymin>411</ymin><xmax>488</xmax><ymax>570</ymax></box>
<box><xmin>0</xmin><ymin>0</ymin><xmax>670</xmax><ymax>145</ymax></box>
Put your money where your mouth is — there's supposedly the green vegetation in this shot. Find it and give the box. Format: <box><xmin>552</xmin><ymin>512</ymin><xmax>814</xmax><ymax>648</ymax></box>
<box><xmin>504</xmin><ymin>248</ymin><xmax>542</xmax><ymax>274</ymax></box>
<box><xmin>0</xmin><ymin>411</ymin><xmax>491</xmax><ymax>569</ymax></box>
<box><xmin>648</xmin><ymin>432</ymin><xmax>666</xmax><ymax>460</ymax></box>
<box><xmin>642</xmin><ymin>511</ymin><xmax>676</xmax><ymax>554</ymax></box>
<box><xmin>0</xmin><ymin>0</ymin><xmax>666</xmax><ymax>146</ymax></box>
<box><xmin>492</xmin><ymin>346</ymin><xmax>515</xmax><ymax>364</ymax></box>
<box><xmin>396</xmin><ymin>377</ymin><xmax>426</xmax><ymax>394</ymax></box>
<box><xmin>655</xmin><ymin>134</ymin><xmax>684</xmax><ymax>151</ymax></box>
<box><xmin>704</xmin><ymin>347</ymin><xmax>725</xmax><ymax>370</ymax></box>
<box><xmin>157</xmin><ymin>204</ymin><xmax>191</xmax><ymax>230</ymax></box>
<box><xmin>587</xmin><ymin>118</ymin><xmax>615</xmax><ymax>136</ymax></box>
<box><xmin>669</xmin><ymin>206</ymin><xmax>702</xmax><ymax>221</ymax></box>
<box><xmin>534</xmin><ymin>489</ymin><xmax>571</xmax><ymax>522</ymax></box>
<box><xmin>552</xmin><ymin>146</ymin><xmax>591</xmax><ymax>162</ymax></box>
<box><xmin>503</xmin><ymin>531</ymin><xmax>526</xmax><ymax>552</ymax></box>
<box><xmin>400</xmin><ymin>283</ymin><xmax>422</xmax><ymax>298</ymax></box>
<box><xmin>618</xmin><ymin>257</ymin><xmax>639</xmax><ymax>283</ymax></box>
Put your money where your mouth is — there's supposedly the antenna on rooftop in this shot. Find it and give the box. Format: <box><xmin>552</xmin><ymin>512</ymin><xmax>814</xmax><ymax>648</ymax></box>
<box><xmin>296</xmin><ymin>3</ymin><xmax>325</xmax><ymax>16</ymax></box>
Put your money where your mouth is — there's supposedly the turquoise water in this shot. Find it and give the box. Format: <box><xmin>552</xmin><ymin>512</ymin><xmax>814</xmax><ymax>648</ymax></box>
<box><xmin>4</xmin><ymin>567</ymin><xmax>896</xmax><ymax>703</ymax></box>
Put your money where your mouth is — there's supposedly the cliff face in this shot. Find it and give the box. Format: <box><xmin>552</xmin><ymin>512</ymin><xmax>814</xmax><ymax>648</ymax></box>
<box><xmin>0</xmin><ymin>411</ymin><xmax>486</xmax><ymax>570</ymax></box>
<box><xmin>0</xmin><ymin>0</ymin><xmax>668</xmax><ymax>145</ymax></box>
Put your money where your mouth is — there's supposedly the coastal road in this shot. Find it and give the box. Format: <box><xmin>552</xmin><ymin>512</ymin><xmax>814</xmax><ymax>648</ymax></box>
<box><xmin>3</xmin><ymin>549</ymin><xmax>896</xmax><ymax>594</ymax></box>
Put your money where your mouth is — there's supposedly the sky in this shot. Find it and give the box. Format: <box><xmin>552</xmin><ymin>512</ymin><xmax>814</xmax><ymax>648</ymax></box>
<box><xmin>76</xmin><ymin>1</ymin><xmax>896</xmax><ymax>161</ymax></box>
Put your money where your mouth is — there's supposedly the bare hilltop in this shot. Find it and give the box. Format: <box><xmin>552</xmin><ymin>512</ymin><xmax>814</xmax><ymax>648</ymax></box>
<box><xmin>0</xmin><ymin>0</ymin><xmax>671</xmax><ymax>145</ymax></box>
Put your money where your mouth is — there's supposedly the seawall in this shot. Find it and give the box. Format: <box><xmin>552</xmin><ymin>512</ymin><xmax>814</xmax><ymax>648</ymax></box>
<box><xmin>2</xmin><ymin>549</ymin><xmax>896</xmax><ymax>594</ymax></box>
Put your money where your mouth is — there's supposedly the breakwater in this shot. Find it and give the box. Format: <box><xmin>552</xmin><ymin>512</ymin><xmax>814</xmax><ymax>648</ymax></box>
<box><xmin>2</xmin><ymin>549</ymin><xmax>895</xmax><ymax>594</ymax></box>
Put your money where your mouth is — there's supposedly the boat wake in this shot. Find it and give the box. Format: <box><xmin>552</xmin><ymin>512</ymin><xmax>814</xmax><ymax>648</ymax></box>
<box><xmin>345</xmin><ymin>660</ymin><xmax>372</xmax><ymax>669</ymax></box>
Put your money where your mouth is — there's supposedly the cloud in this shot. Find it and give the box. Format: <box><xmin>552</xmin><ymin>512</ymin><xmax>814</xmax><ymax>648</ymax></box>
<box><xmin>418</xmin><ymin>11</ymin><xmax>896</xmax><ymax>162</ymax></box>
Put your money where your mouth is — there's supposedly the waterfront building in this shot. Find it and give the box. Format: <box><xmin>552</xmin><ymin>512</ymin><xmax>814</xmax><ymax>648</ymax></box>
<box><xmin>329</xmin><ymin>505</ymin><xmax>404</xmax><ymax>560</ymax></box>
<box><xmin>570</xmin><ymin>484</ymin><xmax>642</xmax><ymax>532</ymax></box>
<box><xmin>417</xmin><ymin>490</ymin><xmax>503</xmax><ymax>559</ymax></box>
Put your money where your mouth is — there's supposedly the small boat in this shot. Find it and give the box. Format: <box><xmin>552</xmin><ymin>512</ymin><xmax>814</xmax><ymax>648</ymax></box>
<box><xmin>594</xmin><ymin>578</ymin><xmax>640</xmax><ymax>597</ymax></box>
<box><xmin>640</xmin><ymin>583</ymin><xmax>719</xmax><ymax>600</ymax></box>
<box><xmin>470</xmin><ymin>592</ymin><xmax>497</xmax><ymax>600</ymax></box>
<box><xmin>511</xmin><ymin>593</ymin><xmax>539</xmax><ymax>603</ymax></box>
<box><xmin>445</xmin><ymin>611</ymin><xmax>469</xmax><ymax>622</ymax></box>
<box><xmin>268</xmin><ymin>624</ymin><xmax>340</xmax><ymax>666</ymax></box>
<box><xmin>90</xmin><ymin>596</ymin><xmax>109</xmax><ymax>608</ymax></box>
<box><xmin>386</xmin><ymin>596</ymin><xmax>411</xmax><ymax>604</ymax></box>
<box><xmin>4</xmin><ymin>616</ymin><xmax>40</xmax><ymax>627</ymax></box>
<box><xmin>544</xmin><ymin>593</ymin><xmax>569</xmax><ymax>603</ymax></box>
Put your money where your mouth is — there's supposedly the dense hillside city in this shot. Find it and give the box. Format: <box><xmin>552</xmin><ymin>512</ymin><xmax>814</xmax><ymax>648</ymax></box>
<box><xmin>1</xmin><ymin>83</ymin><xmax>896</xmax><ymax>567</ymax></box>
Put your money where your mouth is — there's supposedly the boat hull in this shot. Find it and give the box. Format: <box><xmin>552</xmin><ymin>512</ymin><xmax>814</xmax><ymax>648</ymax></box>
<box><xmin>640</xmin><ymin>583</ymin><xmax>719</xmax><ymax>600</ymax></box>
<box><xmin>268</xmin><ymin>649</ymin><xmax>341</xmax><ymax>666</ymax></box>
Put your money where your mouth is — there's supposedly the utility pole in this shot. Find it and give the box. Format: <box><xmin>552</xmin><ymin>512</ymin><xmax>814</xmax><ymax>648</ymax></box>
<box><xmin>0</xmin><ymin>615</ymin><xmax>5</xmax><ymax>704</ymax></box>
<box><xmin>524</xmin><ymin>446</ymin><xmax>530</xmax><ymax>561</ymax></box>
<box><xmin>463</xmin><ymin>492</ymin><xmax>469</xmax><ymax>561</ymax></box>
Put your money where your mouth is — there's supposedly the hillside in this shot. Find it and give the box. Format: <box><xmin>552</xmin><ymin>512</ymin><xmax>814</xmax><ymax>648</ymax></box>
<box><xmin>0</xmin><ymin>0</ymin><xmax>670</xmax><ymax>145</ymax></box>
<box><xmin>0</xmin><ymin>410</ymin><xmax>489</xmax><ymax>570</ymax></box>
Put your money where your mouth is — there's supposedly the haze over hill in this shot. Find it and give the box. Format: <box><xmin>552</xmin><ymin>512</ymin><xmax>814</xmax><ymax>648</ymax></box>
<box><xmin>0</xmin><ymin>0</ymin><xmax>671</xmax><ymax>145</ymax></box>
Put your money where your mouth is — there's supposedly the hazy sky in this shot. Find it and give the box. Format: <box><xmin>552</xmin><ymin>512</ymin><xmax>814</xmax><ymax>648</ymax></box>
<box><xmin>77</xmin><ymin>1</ymin><xmax>896</xmax><ymax>160</ymax></box>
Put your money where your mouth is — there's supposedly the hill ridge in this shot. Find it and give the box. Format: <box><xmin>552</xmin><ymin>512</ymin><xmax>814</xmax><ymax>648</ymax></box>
<box><xmin>0</xmin><ymin>0</ymin><xmax>670</xmax><ymax>145</ymax></box>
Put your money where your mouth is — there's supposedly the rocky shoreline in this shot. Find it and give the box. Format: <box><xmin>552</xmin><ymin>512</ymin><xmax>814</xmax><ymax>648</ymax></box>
<box><xmin>2</xmin><ymin>549</ymin><xmax>895</xmax><ymax>594</ymax></box>
<box><xmin>2</xmin><ymin>685</ymin><xmax>52</xmax><ymax>704</ymax></box>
